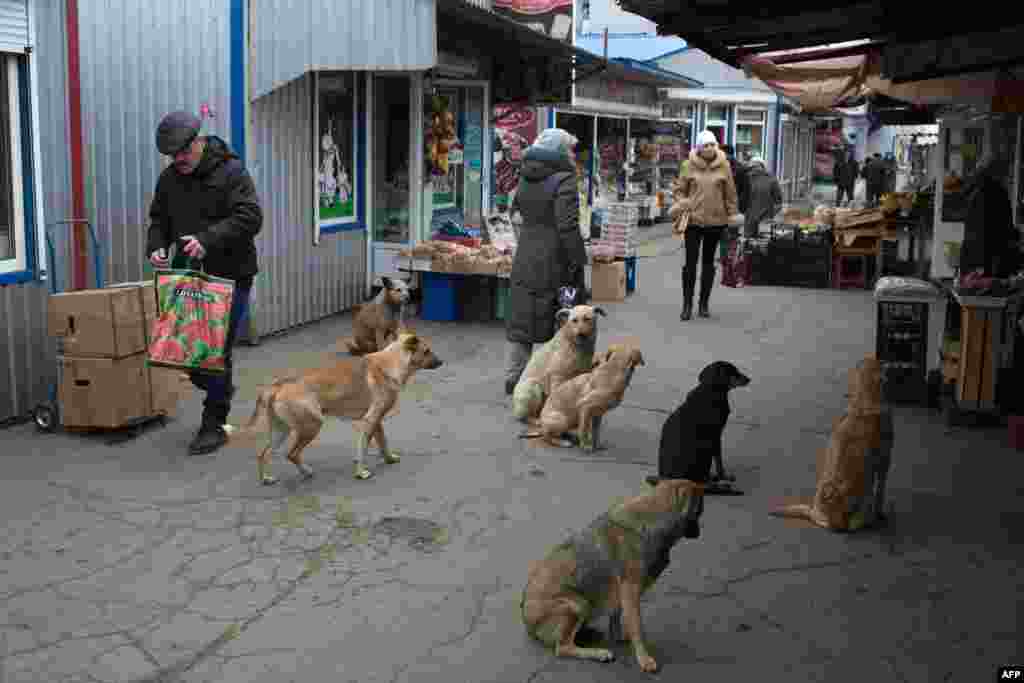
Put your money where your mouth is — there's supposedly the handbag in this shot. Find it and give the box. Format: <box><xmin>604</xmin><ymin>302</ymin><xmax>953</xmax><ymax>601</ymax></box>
<box><xmin>147</xmin><ymin>257</ymin><xmax>236</xmax><ymax>374</ymax></box>
<box><xmin>672</xmin><ymin>209</ymin><xmax>690</xmax><ymax>238</ymax></box>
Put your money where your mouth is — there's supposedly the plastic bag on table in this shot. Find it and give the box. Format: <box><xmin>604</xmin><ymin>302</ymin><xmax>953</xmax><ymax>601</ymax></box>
<box><xmin>873</xmin><ymin>276</ymin><xmax>941</xmax><ymax>300</ymax></box>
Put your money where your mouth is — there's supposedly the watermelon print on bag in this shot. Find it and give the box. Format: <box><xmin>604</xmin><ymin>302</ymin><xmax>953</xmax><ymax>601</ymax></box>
<box><xmin>147</xmin><ymin>270</ymin><xmax>236</xmax><ymax>374</ymax></box>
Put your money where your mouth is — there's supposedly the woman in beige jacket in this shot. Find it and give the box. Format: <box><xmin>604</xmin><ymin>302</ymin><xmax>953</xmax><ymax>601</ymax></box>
<box><xmin>669</xmin><ymin>130</ymin><xmax>740</xmax><ymax>320</ymax></box>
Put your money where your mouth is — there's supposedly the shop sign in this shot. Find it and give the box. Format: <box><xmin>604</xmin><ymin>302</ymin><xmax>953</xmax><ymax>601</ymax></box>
<box><xmin>493</xmin><ymin>0</ymin><xmax>574</xmax><ymax>43</ymax></box>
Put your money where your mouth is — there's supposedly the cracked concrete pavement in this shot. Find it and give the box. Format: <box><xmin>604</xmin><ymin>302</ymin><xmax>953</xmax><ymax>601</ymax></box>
<box><xmin>1</xmin><ymin>224</ymin><xmax>1021</xmax><ymax>682</ymax></box>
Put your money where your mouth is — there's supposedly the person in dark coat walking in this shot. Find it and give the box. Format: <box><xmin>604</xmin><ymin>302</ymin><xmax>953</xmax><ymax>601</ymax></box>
<box><xmin>863</xmin><ymin>153</ymin><xmax>886</xmax><ymax>205</ymax></box>
<box><xmin>720</xmin><ymin>144</ymin><xmax>750</xmax><ymax>213</ymax></box>
<box><xmin>742</xmin><ymin>157</ymin><xmax>782</xmax><ymax>238</ymax></box>
<box><xmin>147</xmin><ymin>111</ymin><xmax>263</xmax><ymax>455</ymax></box>
<box><xmin>960</xmin><ymin>156</ymin><xmax>1022</xmax><ymax>278</ymax></box>
<box><xmin>504</xmin><ymin>128</ymin><xmax>588</xmax><ymax>395</ymax></box>
<box><xmin>834</xmin><ymin>147</ymin><xmax>859</xmax><ymax>206</ymax></box>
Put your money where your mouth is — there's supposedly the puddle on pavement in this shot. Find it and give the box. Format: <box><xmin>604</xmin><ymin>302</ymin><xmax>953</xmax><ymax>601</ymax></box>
<box><xmin>303</xmin><ymin>542</ymin><xmax>338</xmax><ymax>577</ymax></box>
<box><xmin>401</xmin><ymin>382</ymin><xmax>433</xmax><ymax>402</ymax></box>
<box><xmin>335</xmin><ymin>497</ymin><xmax>357</xmax><ymax>528</ymax></box>
<box><xmin>272</xmin><ymin>495</ymin><xmax>322</xmax><ymax>529</ymax></box>
<box><xmin>372</xmin><ymin>516</ymin><xmax>449</xmax><ymax>551</ymax></box>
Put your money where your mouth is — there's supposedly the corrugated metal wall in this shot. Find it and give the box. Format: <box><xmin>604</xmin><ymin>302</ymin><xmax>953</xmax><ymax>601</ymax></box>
<box><xmin>250</xmin><ymin>0</ymin><xmax>435</xmax><ymax>100</ymax></box>
<box><xmin>249</xmin><ymin>73</ymin><xmax>366</xmax><ymax>337</ymax></box>
<box><xmin>0</xmin><ymin>0</ymin><xmax>27</xmax><ymax>53</ymax></box>
<box><xmin>0</xmin><ymin>0</ymin><xmax>71</xmax><ymax>423</ymax></box>
<box><xmin>75</xmin><ymin>0</ymin><xmax>233</xmax><ymax>286</ymax></box>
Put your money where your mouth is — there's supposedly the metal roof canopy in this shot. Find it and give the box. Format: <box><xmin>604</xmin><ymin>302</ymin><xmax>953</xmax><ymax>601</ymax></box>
<box><xmin>617</xmin><ymin>1</ymin><xmax>1024</xmax><ymax>83</ymax></box>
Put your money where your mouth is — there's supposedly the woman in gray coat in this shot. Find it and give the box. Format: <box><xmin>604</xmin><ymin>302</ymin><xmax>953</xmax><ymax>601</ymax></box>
<box><xmin>504</xmin><ymin>128</ymin><xmax>588</xmax><ymax>395</ymax></box>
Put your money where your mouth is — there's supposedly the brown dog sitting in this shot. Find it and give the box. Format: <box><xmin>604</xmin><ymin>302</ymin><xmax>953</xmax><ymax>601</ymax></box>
<box><xmin>512</xmin><ymin>305</ymin><xmax>606</xmax><ymax>422</ymax></box>
<box><xmin>521</xmin><ymin>479</ymin><xmax>706</xmax><ymax>673</ymax></box>
<box><xmin>770</xmin><ymin>354</ymin><xmax>893</xmax><ymax>531</ymax></box>
<box><xmin>227</xmin><ymin>330</ymin><xmax>443</xmax><ymax>483</ymax></box>
<box><xmin>343</xmin><ymin>277</ymin><xmax>411</xmax><ymax>356</ymax></box>
<box><xmin>522</xmin><ymin>344</ymin><xmax>645</xmax><ymax>452</ymax></box>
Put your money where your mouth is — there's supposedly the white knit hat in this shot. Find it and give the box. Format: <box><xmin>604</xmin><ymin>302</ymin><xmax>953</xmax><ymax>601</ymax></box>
<box><xmin>697</xmin><ymin>130</ymin><xmax>718</xmax><ymax>146</ymax></box>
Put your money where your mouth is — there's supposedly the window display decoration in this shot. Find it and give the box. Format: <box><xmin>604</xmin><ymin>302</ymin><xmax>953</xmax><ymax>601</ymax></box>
<box><xmin>425</xmin><ymin>93</ymin><xmax>461</xmax><ymax>208</ymax></box>
<box><xmin>492</xmin><ymin>105</ymin><xmax>538</xmax><ymax>211</ymax></box>
<box><xmin>317</xmin><ymin>73</ymin><xmax>357</xmax><ymax>226</ymax></box>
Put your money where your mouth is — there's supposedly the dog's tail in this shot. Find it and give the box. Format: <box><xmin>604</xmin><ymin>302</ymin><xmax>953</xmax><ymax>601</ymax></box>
<box><xmin>768</xmin><ymin>503</ymin><xmax>816</xmax><ymax>521</ymax></box>
<box><xmin>223</xmin><ymin>386</ymin><xmax>275</xmax><ymax>442</ymax></box>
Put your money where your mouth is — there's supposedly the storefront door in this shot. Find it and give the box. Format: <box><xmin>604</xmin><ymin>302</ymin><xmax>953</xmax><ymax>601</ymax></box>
<box><xmin>370</xmin><ymin>73</ymin><xmax>421</xmax><ymax>282</ymax></box>
<box><xmin>424</xmin><ymin>81</ymin><xmax>489</xmax><ymax>241</ymax></box>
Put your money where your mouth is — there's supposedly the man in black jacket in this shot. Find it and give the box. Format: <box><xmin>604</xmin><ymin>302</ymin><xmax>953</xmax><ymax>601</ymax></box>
<box><xmin>147</xmin><ymin>111</ymin><xmax>263</xmax><ymax>455</ymax></box>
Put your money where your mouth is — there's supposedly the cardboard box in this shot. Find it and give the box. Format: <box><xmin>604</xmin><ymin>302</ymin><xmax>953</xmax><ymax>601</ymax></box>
<box><xmin>48</xmin><ymin>285</ymin><xmax>152</xmax><ymax>358</ymax></box>
<box><xmin>149</xmin><ymin>365</ymin><xmax>189</xmax><ymax>418</ymax></box>
<box><xmin>107</xmin><ymin>280</ymin><xmax>160</xmax><ymax>343</ymax></box>
<box><xmin>58</xmin><ymin>353</ymin><xmax>152</xmax><ymax>428</ymax></box>
<box><xmin>591</xmin><ymin>261</ymin><xmax>627</xmax><ymax>302</ymax></box>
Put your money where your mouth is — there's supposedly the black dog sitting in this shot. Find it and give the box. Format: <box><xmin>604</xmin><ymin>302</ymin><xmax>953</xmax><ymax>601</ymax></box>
<box><xmin>647</xmin><ymin>361</ymin><xmax>751</xmax><ymax>539</ymax></box>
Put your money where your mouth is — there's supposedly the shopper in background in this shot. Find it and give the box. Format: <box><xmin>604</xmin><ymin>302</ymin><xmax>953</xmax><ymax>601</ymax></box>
<box><xmin>863</xmin><ymin>153</ymin><xmax>886</xmax><ymax>205</ymax></box>
<box><xmin>834</xmin><ymin>146</ymin><xmax>859</xmax><ymax>206</ymax></box>
<box><xmin>670</xmin><ymin>130</ymin><xmax>741</xmax><ymax>321</ymax></box>
<box><xmin>147</xmin><ymin>111</ymin><xmax>263</xmax><ymax>455</ymax></box>
<box><xmin>960</xmin><ymin>155</ymin><xmax>1022</xmax><ymax>279</ymax></box>
<box><xmin>504</xmin><ymin>128</ymin><xmax>588</xmax><ymax>396</ymax></box>
<box><xmin>720</xmin><ymin>143</ymin><xmax>750</xmax><ymax>213</ymax></box>
<box><xmin>742</xmin><ymin>156</ymin><xmax>782</xmax><ymax>238</ymax></box>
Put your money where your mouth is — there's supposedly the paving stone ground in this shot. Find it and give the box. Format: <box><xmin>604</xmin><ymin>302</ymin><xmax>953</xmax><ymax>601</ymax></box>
<box><xmin>1</xmin><ymin>225</ymin><xmax>1020</xmax><ymax>683</ymax></box>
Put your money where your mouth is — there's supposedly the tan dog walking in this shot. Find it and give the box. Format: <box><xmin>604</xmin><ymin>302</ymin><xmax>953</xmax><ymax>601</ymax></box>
<box><xmin>522</xmin><ymin>344</ymin><xmax>645</xmax><ymax>452</ymax></box>
<box><xmin>521</xmin><ymin>479</ymin><xmax>706</xmax><ymax>673</ymax></box>
<box><xmin>227</xmin><ymin>331</ymin><xmax>443</xmax><ymax>483</ymax></box>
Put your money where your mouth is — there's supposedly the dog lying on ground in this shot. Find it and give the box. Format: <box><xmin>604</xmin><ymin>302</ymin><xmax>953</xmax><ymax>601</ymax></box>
<box><xmin>226</xmin><ymin>330</ymin><xmax>443</xmax><ymax>483</ymax></box>
<box><xmin>521</xmin><ymin>344</ymin><xmax>644</xmax><ymax>452</ymax></box>
<box><xmin>656</xmin><ymin>361</ymin><xmax>751</xmax><ymax>484</ymax></box>
<box><xmin>343</xmin><ymin>277</ymin><xmax>411</xmax><ymax>355</ymax></box>
<box><xmin>770</xmin><ymin>355</ymin><xmax>893</xmax><ymax>531</ymax></box>
<box><xmin>521</xmin><ymin>479</ymin><xmax>706</xmax><ymax>673</ymax></box>
<box><xmin>512</xmin><ymin>305</ymin><xmax>606</xmax><ymax>422</ymax></box>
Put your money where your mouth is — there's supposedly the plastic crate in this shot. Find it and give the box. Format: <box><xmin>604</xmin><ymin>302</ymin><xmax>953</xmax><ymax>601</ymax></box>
<box><xmin>421</xmin><ymin>272</ymin><xmax>462</xmax><ymax>322</ymax></box>
<box><xmin>494</xmin><ymin>279</ymin><xmax>510</xmax><ymax>321</ymax></box>
<box><xmin>876</xmin><ymin>300</ymin><xmax>929</xmax><ymax>403</ymax></box>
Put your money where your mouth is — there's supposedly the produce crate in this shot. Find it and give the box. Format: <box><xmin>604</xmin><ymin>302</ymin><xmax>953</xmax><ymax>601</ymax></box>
<box><xmin>421</xmin><ymin>272</ymin><xmax>462</xmax><ymax>322</ymax></box>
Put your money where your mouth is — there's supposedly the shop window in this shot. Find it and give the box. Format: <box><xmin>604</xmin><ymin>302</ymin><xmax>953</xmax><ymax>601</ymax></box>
<box><xmin>705</xmin><ymin>103</ymin><xmax>729</xmax><ymax>149</ymax></box>
<box><xmin>662</xmin><ymin>101</ymin><xmax>693</xmax><ymax>121</ymax></box>
<box><xmin>373</xmin><ymin>75</ymin><xmax>412</xmax><ymax>244</ymax></box>
<box><xmin>734</xmin><ymin>108</ymin><xmax>767</xmax><ymax>162</ymax></box>
<box><xmin>0</xmin><ymin>55</ymin><xmax>28</xmax><ymax>280</ymax></box>
<box><xmin>660</xmin><ymin>100</ymin><xmax>693</xmax><ymax>158</ymax></box>
<box><xmin>316</xmin><ymin>72</ymin><xmax>361</xmax><ymax>238</ymax></box>
<box><xmin>425</xmin><ymin>84</ymin><xmax>487</xmax><ymax>240</ymax></box>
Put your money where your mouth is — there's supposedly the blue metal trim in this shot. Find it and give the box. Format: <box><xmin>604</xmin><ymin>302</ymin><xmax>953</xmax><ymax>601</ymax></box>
<box><xmin>609</xmin><ymin>57</ymin><xmax>703</xmax><ymax>88</ymax></box>
<box><xmin>319</xmin><ymin>73</ymin><xmax>367</xmax><ymax>236</ymax></box>
<box><xmin>229</xmin><ymin>0</ymin><xmax>246</xmax><ymax>163</ymax></box>
<box><xmin>0</xmin><ymin>58</ymin><xmax>38</xmax><ymax>286</ymax></box>
<box><xmin>773</xmin><ymin>97</ymin><xmax>783</xmax><ymax>176</ymax></box>
<box><xmin>548</xmin><ymin>108</ymin><xmax>555</xmax><ymax>129</ymax></box>
<box><xmin>726</xmin><ymin>104</ymin><xmax>734</xmax><ymax>146</ymax></box>
<box><xmin>645</xmin><ymin>45</ymin><xmax>691</xmax><ymax>64</ymax></box>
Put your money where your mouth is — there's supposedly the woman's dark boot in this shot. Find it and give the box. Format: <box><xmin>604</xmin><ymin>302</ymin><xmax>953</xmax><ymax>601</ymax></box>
<box><xmin>680</xmin><ymin>267</ymin><xmax>696</xmax><ymax>321</ymax></box>
<box><xmin>698</xmin><ymin>267</ymin><xmax>715</xmax><ymax>318</ymax></box>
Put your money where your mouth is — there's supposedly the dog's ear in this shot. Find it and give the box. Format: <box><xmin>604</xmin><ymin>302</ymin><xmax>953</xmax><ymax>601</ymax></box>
<box><xmin>556</xmin><ymin>308</ymin><xmax>572</xmax><ymax>323</ymax></box>
<box><xmin>399</xmin><ymin>331</ymin><xmax>420</xmax><ymax>351</ymax></box>
<box><xmin>593</xmin><ymin>307</ymin><xmax>607</xmax><ymax>317</ymax></box>
<box><xmin>381</xmin><ymin>276</ymin><xmax>394</xmax><ymax>289</ymax></box>
<box><xmin>699</xmin><ymin>361</ymin><xmax>731</xmax><ymax>386</ymax></box>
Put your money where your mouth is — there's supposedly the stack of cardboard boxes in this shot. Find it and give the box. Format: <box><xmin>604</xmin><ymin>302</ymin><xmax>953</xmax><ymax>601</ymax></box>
<box><xmin>590</xmin><ymin>203</ymin><xmax>640</xmax><ymax>303</ymax></box>
<box><xmin>47</xmin><ymin>282</ymin><xmax>188</xmax><ymax>429</ymax></box>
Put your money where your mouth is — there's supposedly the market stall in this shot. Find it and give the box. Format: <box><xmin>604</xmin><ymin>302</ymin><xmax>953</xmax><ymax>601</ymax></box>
<box><xmin>626</xmin><ymin>117</ymin><xmax>666</xmax><ymax>225</ymax></box>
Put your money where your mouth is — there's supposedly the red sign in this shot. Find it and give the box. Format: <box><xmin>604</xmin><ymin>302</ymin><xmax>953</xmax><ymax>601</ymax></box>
<box><xmin>493</xmin><ymin>0</ymin><xmax>572</xmax><ymax>13</ymax></box>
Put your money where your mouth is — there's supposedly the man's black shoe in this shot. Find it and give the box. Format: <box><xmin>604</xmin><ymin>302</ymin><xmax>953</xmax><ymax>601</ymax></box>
<box><xmin>188</xmin><ymin>425</ymin><xmax>228</xmax><ymax>455</ymax></box>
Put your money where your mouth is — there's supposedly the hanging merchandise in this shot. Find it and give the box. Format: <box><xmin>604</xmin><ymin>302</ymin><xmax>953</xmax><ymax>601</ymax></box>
<box><xmin>426</xmin><ymin>94</ymin><xmax>459</xmax><ymax>178</ymax></box>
